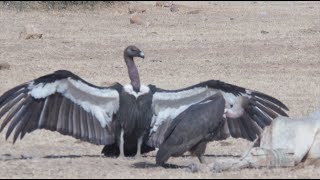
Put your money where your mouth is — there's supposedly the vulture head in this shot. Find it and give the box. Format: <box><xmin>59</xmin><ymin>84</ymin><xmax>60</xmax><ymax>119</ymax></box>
<box><xmin>223</xmin><ymin>95</ymin><xmax>246</xmax><ymax>119</ymax></box>
<box><xmin>124</xmin><ymin>45</ymin><xmax>145</xmax><ymax>59</ymax></box>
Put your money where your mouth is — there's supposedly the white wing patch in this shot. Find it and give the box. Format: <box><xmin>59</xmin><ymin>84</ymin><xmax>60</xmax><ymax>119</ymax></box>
<box><xmin>150</xmin><ymin>87</ymin><xmax>219</xmax><ymax>134</ymax></box>
<box><xmin>29</xmin><ymin>81</ymin><xmax>60</xmax><ymax>99</ymax></box>
<box><xmin>153</xmin><ymin>87</ymin><xmax>211</xmax><ymax>101</ymax></box>
<box><xmin>28</xmin><ymin>78</ymin><xmax>120</xmax><ymax>128</ymax></box>
<box><xmin>150</xmin><ymin>105</ymin><xmax>190</xmax><ymax>133</ymax></box>
<box><xmin>152</xmin><ymin>87</ymin><xmax>219</xmax><ymax>113</ymax></box>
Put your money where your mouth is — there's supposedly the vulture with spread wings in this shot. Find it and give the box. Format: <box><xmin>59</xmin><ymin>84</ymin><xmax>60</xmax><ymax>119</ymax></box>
<box><xmin>0</xmin><ymin>46</ymin><xmax>289</xmax><ymax>161</ymax></box>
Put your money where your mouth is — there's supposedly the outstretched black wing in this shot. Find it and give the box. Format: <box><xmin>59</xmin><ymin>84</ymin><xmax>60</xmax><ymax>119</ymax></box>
<box><xmin>148</xmin><ymin>80</ymin><xmax>289</xmax><ymax>147</ymax></box>
<box><xmin>0</xmin><ymin>70</ymin><xmax>122</xmax><ymax>145</ymax></box>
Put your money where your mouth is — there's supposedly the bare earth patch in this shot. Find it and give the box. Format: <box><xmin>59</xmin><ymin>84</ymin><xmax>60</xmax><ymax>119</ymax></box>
<box><xmin>0</xmin><ymin>1</ymin><xmax>320</xmax><ymax>178</ymax></box>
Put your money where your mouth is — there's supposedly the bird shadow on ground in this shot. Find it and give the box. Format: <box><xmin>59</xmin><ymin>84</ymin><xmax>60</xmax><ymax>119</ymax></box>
<box><xmin>131</xmin><ymin>161</ymin><xmax>189</xmax><ymax>169</ymax></box>
<box><xmin>131</xmin><ymin>154</ymin><xmax>241</xmax><ymax>170</ymax></box>
<box><xmin>0</xmin><ymin>153</ymin><xmax>33</xmax><ymax>161</ymax></box>
<box><xmin>42</xmin><ymin>154</ymin><xmax>103</xmax><ymax>159</ymax></box>
<box><xmin>146</xmin><ymin>154</ymin><xmax>241</xmax><ymax>158</ymax></box>
<box><xmin>186</xmin><ymin>154</ymin><xmax>241</xmax><ymax>158</ymax></box>
<box><xmin>0</xmin><ymin>153</ymin><xmax>240</xmax><ymax>162</ymax></box>
<box><xmin>0</xmin><ymin>153</ymin><xmax>105</xmax><ymax>161</ymax></box>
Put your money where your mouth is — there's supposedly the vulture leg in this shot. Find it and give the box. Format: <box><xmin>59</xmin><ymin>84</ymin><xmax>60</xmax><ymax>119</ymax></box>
<box><xmin>199</xmin><ymin>156</ymin><xmax>207</xmax><ymax>164</ymax></box>
<box><xmin>119</xmin><ymin>129</ymin><xmax>125</xmax><ymax>158</ymax></box>
<box><xmin>135</xmin><ymin>135</ymin><xmax>144</xmax><ymax>158</ymax></box>
<box><xmin>190</xmin><ymin>141</ymin><xmax>208</xmax><ymax>164</ymax></box>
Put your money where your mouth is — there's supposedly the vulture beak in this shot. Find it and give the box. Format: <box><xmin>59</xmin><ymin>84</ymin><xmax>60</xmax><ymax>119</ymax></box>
<box><xmin>139</xmin><ymin>51</ymin><xmax>145</xmax><ymax>59</ymax></box>
<box><xmin>223</xmin><ymin>108</ymin><xmax>228</xmax><ymax>119</ymax></box>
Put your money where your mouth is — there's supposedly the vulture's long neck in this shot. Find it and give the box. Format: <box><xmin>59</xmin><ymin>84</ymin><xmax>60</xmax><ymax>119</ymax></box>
<box><xmin>125</xmin><ymin>55</ymin><xmax>140</xmax><ymax>92</ymax></box>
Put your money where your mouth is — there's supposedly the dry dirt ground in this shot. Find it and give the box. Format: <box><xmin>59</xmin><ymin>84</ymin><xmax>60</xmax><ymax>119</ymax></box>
<box><xmin>0</xmin><ymin>1</ymin><xmax>320</xmax><ymax>179</ymax></box>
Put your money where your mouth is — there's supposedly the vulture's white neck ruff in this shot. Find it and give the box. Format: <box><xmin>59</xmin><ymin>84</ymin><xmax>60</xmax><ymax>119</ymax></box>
<box><xmin>124</xmin><ymin>84</ymin><xmax>150</xmax><ymax>98</ymax></box>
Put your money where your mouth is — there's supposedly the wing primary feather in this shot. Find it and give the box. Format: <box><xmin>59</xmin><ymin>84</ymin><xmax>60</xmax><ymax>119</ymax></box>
<box><xmin>57</xmin><ymin>97</ymin><xmax>67</xmax><ymax>132</ymax></box>
<box><xmin>251</xmin><ymin>91</ymin><xmax>289</xmax><ymax>111</ymax></box>
<box><xmin>68</xmin><ymin>102</ymin><xmax>74</xmax><ymax>135</ymax></box>
<box><xmin>227</xmin><ymin>118</ymin><xmax>242</xmax><ymax>138</ymax></box>
<box><xmin>252</xmin><ymin>114</ymin><xmax>266</xmax><ymax>129</ymax></box>
<box><xmin>13</xmin><ymin>103</ymin><xmax>35</xmax><ymax>143</ymax></box>
<box><xmin>92</xmin><ymin>115</ymin><xmax>102</xmax><ymax>145</ymax></box>
<box><xmin>226</xmin><ymin>118</ymin><xmax>236</xmax><ymax>137</ymax></box>
<box><xmin>0</xmin><ymin>93</ymin><xmax>26</xmax><ymax>120</ymax></box>
<box><xmin>252</xmin><ymin>96</ymin><xmax>288</xmax><ymax>117</ymax></box>
<box><xmin>241</xmin><ymin>112</ymin><xmax>263</xmax><ymax>136</ymax></box>
<box><xmin>101</xmin><ymin>128</ymin><xmax>109</xmax><ymax>145</ymax></box>
<box><xmin>20</xmin><ymin>100</ymin><xmax>44</xmax><ymax>139</ymax></box>
<box><xmin>72</xmin><ymin>104</ymin><xmax>81</xmax><ymax>138</ymax></box>
<box><xmin>0</xmin><ymin>95</ymin><xmax>27</xmax><ymax>132</ymax></box>
<box><xmin>86</xmin><ymin>112</ymin><xmax>94</xmax><ymax>143</ymax></box>
<box><xmin>6</xmin><ymin>97</ymin><xmax>33</xmax><ymax>140</ymax></box>
<box><xmin>250</xmin><ymin>99</ymin><xmax>278</xmax><ymax>119</ymax></box>
<box><xmin>0</xmin><ymin>85</ymin><xmax>27</xmax><ymax>106</ymax></box>
<box><xmin>79</xmin><ymin>108</ymin><xmax>88</xmax><ymax>141</ymax></box>
<box><xmin>239</xmin><ymin>117</ymin><xmax>257</xmax><ymax>141</ymax></box>
<box><xmin>61</xmin><ymin>99</ymin><xmax>72</xmax><ymax>134</ymax></box>
<box><xmin>236</xmin><ymin>118</ymin><xmax>250</xmax><ymax>140</ymax></box>
<box><xmin>252</xmin><ymin>107</ymin><xmax>272</xmax><ymax>126</ymax></box>
<box><xmin>38</xmin><ymin>97</ymin><xmax>51</xmax><ymax>129</ymax></box>
<box><xmin>47</xmin><ymin>95</ymin><xmax>63</xmax><ymax>131</ymax></box>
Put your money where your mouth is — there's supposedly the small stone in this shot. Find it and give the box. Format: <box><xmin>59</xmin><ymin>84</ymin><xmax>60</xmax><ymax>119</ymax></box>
<box><xmin>0</xmin><ymin>62</ymin><xmax>10</xmax><ymax>70</ymax></box>
<box><xmin>170</xmin><ymin>4</ymin><xmax>179</xmax><ymax>12</ymax></box>
<box><xmin>156</xmin><ymin>1</ymin><xmax>173</xmax><ymax>8</ymax></box>
<box><xmin>219</xmin><ymin>141</ymin><xmax>232</xmax><ymax>146</ymax></box>
<box><xmin>128</xmin><ymin>4</ymin><xmax>147</xmax><ymax>14</ymax></box>
<box><xmin>188</xmin><ymin>163</ymin><xmax>199</xmax><ymax>173</ymax></box>
<box><xmin>0</xmin><ymin>154</ymin><xmax>14</xmax><ymax>161</ymax></box>
<box><xmin>261</xmin><ymin>30</ymin><xmax>269</xmax><ymax>34</ymax></box>
<box><xmin>210</xmin><ymin>162</ymin><xmax>223</xmax><ymax>173</ymax></box>
<box><xmin>151</xmin><ymin>59</ymin><xmax>162</xmax><ymax>63</ymax></box>
<box><xmin>20</xmin><ymin>24</ymin><xmax>43</xmax><ymax>40</ymax></box>
<box><xmin>187</xmin><ymin>9</ymin><xmax>201</xmax><ymax>15</ymax></box>
<box><xmin>21</xmin><ymin>154</ymin><xmax>33</xmax><ymax>160</ymax></box>
<box><xmin>130</xmin><ymin>15</ymin><xmax>150</xmax><ymax>27</ymax></box>
<box><xmin>101</xmin><ymin>81</ymin><xmax>118</xmax><ymax>86</ymax></box>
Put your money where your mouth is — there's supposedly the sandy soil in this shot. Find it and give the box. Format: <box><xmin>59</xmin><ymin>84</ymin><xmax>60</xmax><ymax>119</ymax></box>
<box><xmin>0</xmin><ymin>1</ymin><xmax>320</xmax><ymax>178</ymax></box>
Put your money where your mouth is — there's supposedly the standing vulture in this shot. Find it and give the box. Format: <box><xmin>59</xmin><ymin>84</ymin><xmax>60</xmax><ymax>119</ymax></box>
<box><xmin>0</xmin><ymin>45</ymin><xmax>289</xmax><ymax>159</ymax></box>
<box><xmin>155</xmin><ymin>93</ymin><xmax>226</xmax><ymax>166</ymax></box>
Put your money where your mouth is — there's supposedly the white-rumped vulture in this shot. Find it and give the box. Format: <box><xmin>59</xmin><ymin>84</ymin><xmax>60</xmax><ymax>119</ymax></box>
<box><xmin>0</xmin><ymin>46</ymin><xmax>289</xmax><ymax>159</ymax></box>
<box><xmin>155</xmin><ymin>92</ymin><xmax>226</xmax><ymax>165</ymax></box>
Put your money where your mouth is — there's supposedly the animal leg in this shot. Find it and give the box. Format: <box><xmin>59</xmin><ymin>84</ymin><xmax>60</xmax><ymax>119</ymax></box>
<box><xmin>135</xmin><ymin>135</ymin><xmax>143</xmax><ymax>159</ymax></box>
<box><xmin>198</xmin><ymin>155</ymin><xmax>207</xmax><ymax>164</ymax></box>
<box><xmin>190</xmin><ymin>141</ymin><xmax>208</xmax><ymax>164</ymax></box>
<box><xmin>119</xmin><ymin>129</ymin><xmax>125</xmax><ymax>158</ymax></box>
<box><xmin>240</xmin><ymin>137</ymin><xmax>260</xmax><ymax>161</ymax></box>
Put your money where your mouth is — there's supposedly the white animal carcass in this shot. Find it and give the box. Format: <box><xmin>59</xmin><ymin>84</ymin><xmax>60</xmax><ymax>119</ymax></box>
<box><xmin>212</xmin><ymin>111</ymin><xmax>320</xmax><ymax>171</ymax></box>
